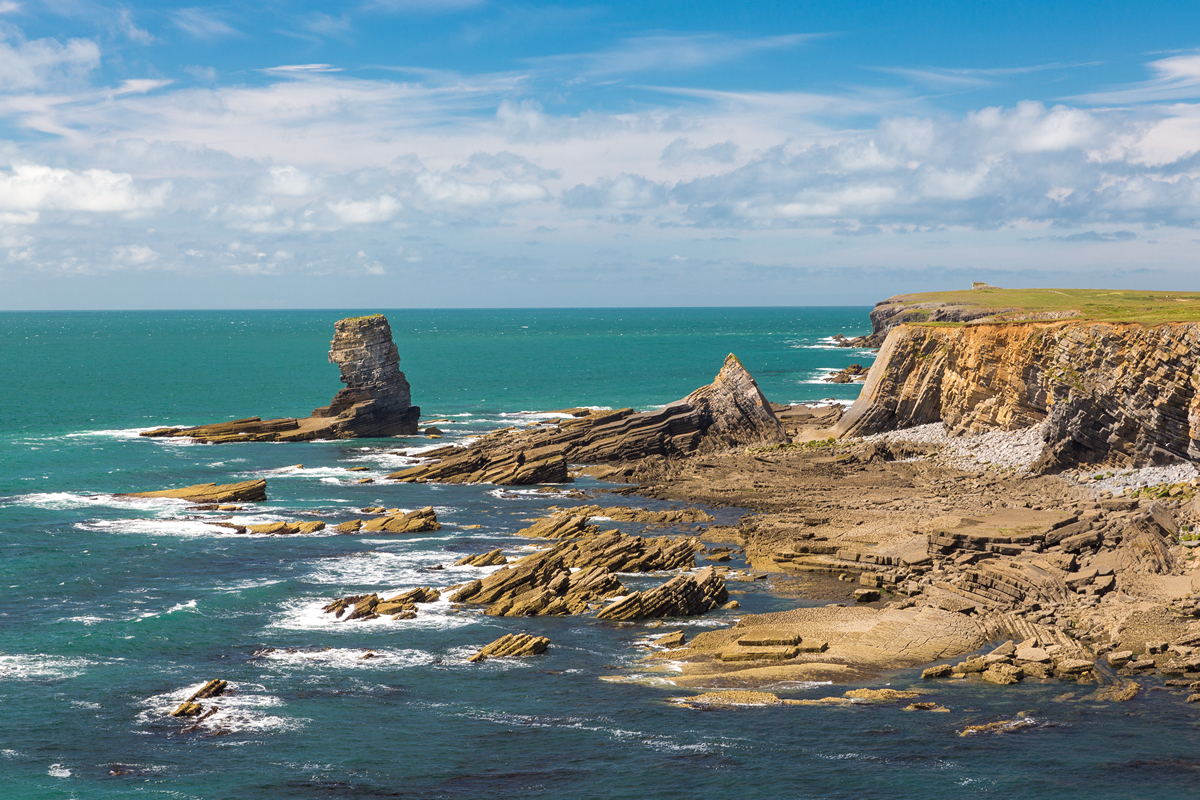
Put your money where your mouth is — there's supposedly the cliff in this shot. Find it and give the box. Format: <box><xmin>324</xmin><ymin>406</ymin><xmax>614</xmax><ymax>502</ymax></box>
<box><xmin>142</xmin><ymin>315</ymin><xmax>420</xmax><ymax>443</ymax></box>
<box><xmin>833</xmin><ymin>317</ymin><xmax>1200</xmax><ymax>471</ymax></box>
<box><xmin>389</xmin><ymin>354</ymin><xmax>788</xmax><ymax>485</ymax></box>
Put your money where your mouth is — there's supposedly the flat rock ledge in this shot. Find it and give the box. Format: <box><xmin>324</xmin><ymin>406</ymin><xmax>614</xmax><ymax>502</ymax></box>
<box><xmin>468</xmin><ymin>633</ymin><xmax>550</xmax><ymax>662</ymax></box>
<box><xmin>388</xmin><ymin>354</ymin><xmax>787</xmax><ymax>486</ymax></box>
<box><xmin>119</xmin><ymin>479</ymin><xmax>267</xmax><ymax>504</ymax></box>
<box><xmin>141</xmin><ymin>315</ymin><xmax>420</xmax><ymax>444</ymax></box>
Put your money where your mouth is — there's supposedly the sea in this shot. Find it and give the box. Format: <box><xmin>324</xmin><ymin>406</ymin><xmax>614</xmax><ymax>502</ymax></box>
<box><xmin>1</xmin><ymin>308</ymin><xmax>1198</xmax><ymax>799</ymax></box>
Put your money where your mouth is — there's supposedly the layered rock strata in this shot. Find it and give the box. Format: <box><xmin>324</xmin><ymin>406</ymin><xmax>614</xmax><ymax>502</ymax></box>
<box><xmin>119</xmin><ymin>479</ymin><xmax>267</xmax><ymax>503</ymax></box>
<box><xmin>467</xmin><ymin>633</ymin><xmax>550</xmax><ymax>662</ymax></box>
<box><xmin>141</xmin><ymin>315</ymin><xmax>420</xmax><ymax>443</ymax></box>
<box><xmin>389</xmin><ymin>354</ymin><xmax>787</xmax><ymax>485</ymax></box>
<box><xmin>446</xmin><ymin>527</ymin><xmax>714</xmax><ymax>618</ymax></box>
<box><xmin>834</xmin><ymin>320</ymin><xmax>1200</xmax><ymax>470</ymax></box>
<box><xmin>595</xmin><ymin>566</ymin><xmax>728</xmax><ymax>620</ymax></box>
<box><xmin>322</xmin><ymin>587</ymin><xmax>442</xmax><ymax>622</ymax></box>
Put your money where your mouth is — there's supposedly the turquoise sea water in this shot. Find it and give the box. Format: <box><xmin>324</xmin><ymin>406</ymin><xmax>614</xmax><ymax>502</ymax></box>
<box><xmin>2</xmin><ymin>308</ymin><xmax>1199</xmax><ymax>799</ymax></box>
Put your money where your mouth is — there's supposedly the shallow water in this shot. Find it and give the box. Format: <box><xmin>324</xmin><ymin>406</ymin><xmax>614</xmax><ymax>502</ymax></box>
<box><xmin>2</xmin><ymin>309</ymin><xmax>1198</xmax><ymax>799</ymax></box>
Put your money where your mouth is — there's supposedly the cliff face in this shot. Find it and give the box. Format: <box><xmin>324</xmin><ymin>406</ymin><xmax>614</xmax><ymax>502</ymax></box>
<box><xmin>833</xmin><ymin>320</ymin><xmax>1200</xmax><ymax>470</ymax></box>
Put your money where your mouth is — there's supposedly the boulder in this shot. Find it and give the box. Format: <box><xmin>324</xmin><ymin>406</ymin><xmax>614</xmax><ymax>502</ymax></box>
<box><xmin>467</xmin><ymin>633</ymin><xmax>550</xmax><ymax>662</ymax></box>
<box><xmin>922</xmin><ymin>664</ymin><xmax>954</xmax><ymax>679</ymax></box>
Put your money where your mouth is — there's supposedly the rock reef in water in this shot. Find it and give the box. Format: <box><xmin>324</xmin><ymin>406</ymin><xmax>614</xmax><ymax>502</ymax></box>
<box><xmin>141</xmin><ymin>315</ymin><xmax>420</xmax><ymax>443</ymax></box>
<box><xmin>467</xmin><ymin>633</ymin><xmax>550</xmax><ymax>662</ymax></box>
<box><xmin>389</xmin><ymin>353</ymin><xmax>787</xmax><ymax>485</ymax></box>
<box><xmin>119</xmin><ymin>479</ymin><xmax>267</xmax><ymax>503</ymax></box>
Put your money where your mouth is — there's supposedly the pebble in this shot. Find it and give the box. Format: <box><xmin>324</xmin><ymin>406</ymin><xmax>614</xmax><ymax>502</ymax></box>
<box><xmin>854</xmin><ymin>422</ymin><xmax>1199</xmax><ymax>495</ymax></box>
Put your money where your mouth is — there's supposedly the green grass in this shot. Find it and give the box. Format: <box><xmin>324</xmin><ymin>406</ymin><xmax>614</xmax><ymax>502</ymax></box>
<box><xmin>885</xmin><ymin>287</ymin><xmax>1200</xmax><ymax>325</ymax></box>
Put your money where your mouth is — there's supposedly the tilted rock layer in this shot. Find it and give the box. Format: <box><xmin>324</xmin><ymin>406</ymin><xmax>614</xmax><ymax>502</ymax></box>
<box><xmin>389</xmin><ymin>354</ymin><xmax>787</xmax><ymax>485</ymax></box>
<box><xmin>834</xmin><ymin>320</ymin><xmax>1200</xmax><ymax>470</ymax></box>
<box><xmin>142</xmin><ymin>315</ymin><xmax>419</xmax><ymax>443</ymax></box>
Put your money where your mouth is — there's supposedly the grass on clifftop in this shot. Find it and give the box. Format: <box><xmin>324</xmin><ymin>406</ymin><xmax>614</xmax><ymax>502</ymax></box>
<box><xmin>887</xmin><ymin>287</ymin><xmax>1200</xmax><ymax>325</ymax></box>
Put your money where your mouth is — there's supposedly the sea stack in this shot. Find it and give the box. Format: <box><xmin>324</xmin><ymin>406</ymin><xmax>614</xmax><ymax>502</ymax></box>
<box><xmin>310</xmin><ymin>315</ymin><xmax>421</xmax><ymax>438</ymax></box>
<box><xmin>141</xmin><ymin>314</ymin><xmax>420</xmax><ymax>443</ymax></box>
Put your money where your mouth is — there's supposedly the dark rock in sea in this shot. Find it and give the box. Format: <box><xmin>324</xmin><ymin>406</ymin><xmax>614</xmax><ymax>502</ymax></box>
<box><xmin>388</xmin><ymin>353</ymin><xmax>787</xmax><ymax>485</ymax></box>
<box><xmin>140</xmin><ymin>315</ymin><xmax>420</xmax><ymax>443</ymax></box>
<box><xmin>824</xmin><ymin>364</ymin><xmax>870</xmax><ymax>384</ymax></box>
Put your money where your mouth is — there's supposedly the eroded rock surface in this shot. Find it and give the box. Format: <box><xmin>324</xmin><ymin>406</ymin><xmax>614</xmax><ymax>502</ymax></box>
<box><xmin>119</xmin><ymin>479</ymin><xmax>267</xmax><ymax>504</ymax></box>
<box><xmin>388</xmin><ymin>354</ymin><xmax>787</xmax><ymax>485</ymax></box>
<box><xmin>467</xmin><ymin>633</ymin><xmax>550</xmax><ymax>662</ymax></box>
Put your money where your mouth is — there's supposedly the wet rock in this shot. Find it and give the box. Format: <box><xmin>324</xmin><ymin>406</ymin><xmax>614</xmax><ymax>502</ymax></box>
<box><xmin>981</xmin><ymin>663</ymin><xmax>1024</xmax><ymax>685</ymax></box>
<box><xmin>922</xmin><ymin>664</ymin><xmax>954</xmax><ymax>679</ymax></box>
<box><xmin>467</xmin><ymin>633</ymin><xmax>550</xmax><ymax>662</ymax></box>
<box><xmin>170</xmin><ymin>702</ymin><xmax>203</xmax><ymax>717</ymax></box>
<box><xmin>656</xmin><ymin>630</ymin><xmax>686</xmax><ymax>648</ymax></box>
<box><xmin>186</xmin><ymin>679</ymin><xmax>227</xmax><ymax>702</ymax></box>
<box><xmin>119</xmin><ymin>479</ymin><xmax>267</xmax><ymax>504</ymax></box>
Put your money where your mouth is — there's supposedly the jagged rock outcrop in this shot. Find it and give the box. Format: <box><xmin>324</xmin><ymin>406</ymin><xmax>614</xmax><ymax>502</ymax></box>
<box><xmin>389</xmin><ymin>354</ymin><xmax>786</xmax><ymax>485</ymax></box>
<box><xmin>467</xmin><ymin>633</ymin><xmax>550</xmax><ymax>662</ymax></box>
<box><xmin>454</xmin><ymin>548</ymin><xmax>508</xmax><ymax>567</ymax></box>
<box><xmin>353</xmin><ymin>507</ymin><xmax>440</xmax><ymax>534</ymax></box>
<box><xmin>208</xmin><ymin>519</ymin><xmax>325</xmax><ymax>535</ymax></box>
<box><xmin>834</xmin><ymin>320</ymin><xmax>1200</xmax><ymax>469</ymax></box>
<box><xmin>141</xmin><ymin>315</ymin><xmax>420</xmax><ymax>443</ymax></box>
<box><xmin>448</xmin><ymin>528</ymin><xmax>702</xmax><ymax>617</ymax></box>
<box><xmin>595</xmin><ymin>566</ymin><xmax>728</xmax><ymax>620</ymax></box>
<box><xmin>119</xmin><ymin>479</ymin><xmax>267</xmax><ymax>503</ymax></box>
<box><xmin>824</xmin><ymin>364</ymin><xmax>869</xmax><ymax>383</ymax></box>
<box><xmin>321</xmin><ymin>587</ymin><xmax>442</xmax><ymax>622</ymax></box>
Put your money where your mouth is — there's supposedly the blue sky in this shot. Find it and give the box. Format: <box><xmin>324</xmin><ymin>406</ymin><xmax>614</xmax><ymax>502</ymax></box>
<box><xmin>2</xmin><ymin>1</ymin><xmax>1200</xmax><ymax>308</ymax></box>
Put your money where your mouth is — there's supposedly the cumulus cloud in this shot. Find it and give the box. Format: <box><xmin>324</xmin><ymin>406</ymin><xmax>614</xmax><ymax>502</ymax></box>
<box><xmin>0</xmin><ymin>164</ymin><xmax>168</xmax><ymax>211</ymax></box>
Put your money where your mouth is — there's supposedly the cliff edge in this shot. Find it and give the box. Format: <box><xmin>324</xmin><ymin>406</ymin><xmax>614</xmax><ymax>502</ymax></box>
<box><xmin>142</xmin><ymin>314</ymin><xmax>420</xmax><ymax>443</ymax></box>
<box><xmin>833</xmin><ymin>289</ymin><xmax>1200</xmax><ymax>471</ymax></box>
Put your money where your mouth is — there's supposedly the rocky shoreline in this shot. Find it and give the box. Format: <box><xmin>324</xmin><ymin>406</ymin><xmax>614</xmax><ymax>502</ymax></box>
<box><xmin>137</xmin><ymin>304</ymin><xmax>1200</xmax><ymax>717</ymax></box>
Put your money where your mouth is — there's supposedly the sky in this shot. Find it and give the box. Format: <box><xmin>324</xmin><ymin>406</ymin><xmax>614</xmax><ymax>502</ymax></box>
<box><xmin>2</xmin><ymin>1</ymin><xmax>1200</xmax><ymax>309</ymax></box>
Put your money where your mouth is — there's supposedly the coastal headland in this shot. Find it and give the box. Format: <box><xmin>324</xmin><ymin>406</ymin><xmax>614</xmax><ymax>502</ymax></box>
<box><xmin>129</xmin><ymin>291</ymin><xmax>1200</xmax><ymax>709</ymax></box>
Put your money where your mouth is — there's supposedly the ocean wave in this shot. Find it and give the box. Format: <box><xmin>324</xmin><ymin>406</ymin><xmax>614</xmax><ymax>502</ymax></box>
<box><xmin>47</xmin><ymin>764</ymin><xmax>72</xmax><ymax>778</ymax></box>
<box><xmin>138</xmin><ymin>681</ymin><xmax>303</xmax><ymax>736</ymax></box>
<box><xmin>3</xmin><ymin>492</ymin><xmax>190</xmax><ymax>514</ymax></box>
<box><xmin>0</xmin><ymin>654</ymin><xmax>93</xmax><ymax>681</ymax></box>
<box><xmin>267</xmin><ymin>595</ymin><xmax>479</xmax><ymax>633</ymax></box>
<box><xmin>135</xmin><ymin>599</ymin><xmax>198</xmax><ymax>620</ymax></box>
<box><xmin>259</xmin><ymin>647</ymin><xmax>435</xmax><ymax>670</ymax></box>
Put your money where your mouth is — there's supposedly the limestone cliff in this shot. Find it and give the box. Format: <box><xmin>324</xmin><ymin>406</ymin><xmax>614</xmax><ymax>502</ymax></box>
<box><xmin>833</xmin><ymin>319</ymin><xmax>1200</xmax><ymax>470</ymax></box>
<box><xmin>142</xmin><ymin>314</ymin><xmax>420</xmax><ymax>443</ymax></box>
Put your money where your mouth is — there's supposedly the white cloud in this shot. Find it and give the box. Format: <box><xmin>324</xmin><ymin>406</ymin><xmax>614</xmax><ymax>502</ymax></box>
<box><xmin>0</xmin><ymin>164</ymin><xmax>168</xmax><ymax>211</ymax></box>
<box><xmin>117</xmin><ymin>8</ymin><xmax>154</xmax><ymax>44</ymax></box>
<box><xmin>266</xmin><ymin>165</ymin><xmax>319</xmax><ymax>196</ymax></box>
<box><xmin>169</xmin><ymin>8</ymin><xmax>240</xmax><ymax>40</ymax></box>
<box><xmin>112</xmin><ymin>244</ymin><xmax>158</xmax><ymax>266</ymax></box>
<box><xmin>326</xmin><ymin>195</ymin><xmax>402</xmax><ymax>224</ymax></box>
<box><xmin>0</xmin><ymin>25</ymin><xmax>99</xmax><ymax>90</ymax></box>
<box><xmin>532</xmin><ymin>33</ymin><xmax>815</xmax><ymax>77</ymax></box>
<box><xmin>1074</xmin><ymin>54</ymin><xmax>1200</xmax><ymax>104</ymax></box>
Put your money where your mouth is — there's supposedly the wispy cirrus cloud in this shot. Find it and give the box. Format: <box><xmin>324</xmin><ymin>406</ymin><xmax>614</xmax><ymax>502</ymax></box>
<box><xmin>1072</xmin><ymin>53</ymin><xmax>1200</xmax><ymax>104</ymax></box>
<box><xmin>168</xmin><ymin>7</ymin><xmax>240</xmax><ymax>40</ymax></box>
<box><xmin>530</xmin><ymin>32</ymin><xmax>818</xmax><ymax>78</ymax></box>
<box><xmin>878</xmin><ymin>62</ymin><xmax>1098</xmax><ymax>90</ymax></box>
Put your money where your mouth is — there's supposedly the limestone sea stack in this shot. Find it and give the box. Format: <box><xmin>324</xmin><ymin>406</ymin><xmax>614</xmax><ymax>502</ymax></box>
<box><xmin>389</xmin><ymin>353</ymin><xmax>787</xmax><ymax>485</ymax></box>
<box><xmin>141</xmin><ymin>315</ymin><xmax>420</xmax><ymax>443</ymax></box>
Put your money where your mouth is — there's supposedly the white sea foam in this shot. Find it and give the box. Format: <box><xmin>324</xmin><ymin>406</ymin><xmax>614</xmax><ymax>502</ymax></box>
<box><xmin>267</xmin><ymin>594</ymin><xmax>478</xmax><ymax>633</ymax></box>
<box><xmin>138</xmin><ymin>681</ymin><xmax>303</xmax><ymax>736</ymax></box>
<box><xmin>259</xmin><ymin>647</ymin><xmax>435</xmax><ymax>670</ymax></box>
<box><xmin>64</xmin><ymin>426</ymin><xmax>161</xmax><ymax>439</ymax></box>
<box><xmin>4</xmin><ymin>492</ymin><xmax>190</xmax><ymax>514</ymax></box>
<box><xmin>76</xmin><ymin>519</ymin><xmax>245</xmax><ymax>539</ymax></box>
<box><xmin>135</xmin><ymin>599</ymin><xmax>198</xmax><ymax>620</ymax></box>
<box><xmin>47</xmin><ymin>764</ymin><xmax>72</xmax><ymax>778</ymax></box>
<box><xmin>0</xmin><ymin>654</ymin><xmax>92</xmax><ymax>681</ymax></box>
